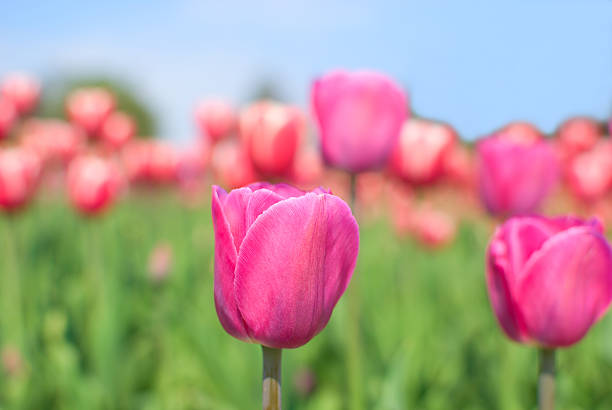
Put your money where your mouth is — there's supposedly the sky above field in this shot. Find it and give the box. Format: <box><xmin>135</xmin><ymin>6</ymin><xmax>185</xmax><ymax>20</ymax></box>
<box><xmin>2</xmin><ymin>0</ymin><xmax>612</xmax><ymax>141</ymax></box>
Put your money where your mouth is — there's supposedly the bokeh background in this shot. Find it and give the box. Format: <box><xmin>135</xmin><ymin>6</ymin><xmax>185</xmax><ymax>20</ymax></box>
<box><xmin>1</xmin><ymin>1</ymin><xmax>612</xmax><ymax>409</ymax></box>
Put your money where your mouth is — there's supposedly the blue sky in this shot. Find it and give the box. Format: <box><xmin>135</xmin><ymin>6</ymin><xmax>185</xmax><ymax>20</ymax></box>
<box><xmin>2</xmin><ymin>0</ymin><xmax>612</xmax><ymax>141</ymax></box>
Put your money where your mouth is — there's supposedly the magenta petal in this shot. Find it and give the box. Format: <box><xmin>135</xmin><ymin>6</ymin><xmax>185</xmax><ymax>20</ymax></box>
<box><xmin>517</xmin><ymin>227</ymin><xmax>612</xmax><ymax>347</ymax></box>
<box><xmin>234</xmin><ymin>193</ymin><xmax>359</xmax><ymax>348</ymax></box>
<box><xmin>220</xmin><ymin>187</ymin><xmax>252</xmax><ymax>252</ymax></box>
<box><xmin>211</xmin><ymin>186</ymin><xmax>249</xmax><ymax>340</ymax></box>
<box><xmin>486</xmin><ymin>232</ymin><xmax>529</xmax><ymax>343</ymax></box>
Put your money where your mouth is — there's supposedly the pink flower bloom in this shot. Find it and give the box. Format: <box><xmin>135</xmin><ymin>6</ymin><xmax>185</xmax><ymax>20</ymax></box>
<box><xmin>477</xmin><ymin>135</ymin><xmax>559</xmax><ymax>216</ymax></box>
<box><xmin>556</xmin><ymin>117</ymin><xmax>600</xmax><ymax>160</ymax></box>
<box><xmin>19</xmin><ymin>119</ymin><xmax>84</xmax><ymax>165</ymax></box>
<box><xmin>443</xmin><ymin>144</ymin><xmax>475</xmax><ymax>188</ymax></box>
<box><xmin>486</xmin><ymin>216</ymin><xmax>612</xmax><ymax>347</ymax></box>
<box><xmin>211</xmin><ymin>140</ymin><xmax>258</xmax><ymax>189</ymax></box>
<box><xmin>410</xmin><ymin>207</ymin><xmax>456</xmax><ymax>248</ymax></box>
<box><xmin>148</xmin><ymin>141</ymin><xmax>179</xmax><ymax>184</ymax></box>
<box><xmin>0</xmin><ymin>98</ymin><xmax>17</xmax><ymax>140</ymax></box>
<box><xmin>311</xmin><ymin>70</ymin><xmax>407</xmax><ymax>173</ymax></box>
<box><xmin>194</xmin><ymin>99</ymin><xmax>237</xmax><ymax>143</ymax></box>
<box><xmin>67</xmin><ymin>155</ymin><xmax>121</xmax><ymax>215</ymax></box>
<box><xmin>566</xmin><ymin>141</ymin><xmax>612</xmax><ymax>203</ymax></box>
<box><xmin>211</xmin><ymin>182</ymin><xmax>359</xmax><ymax>348</ymax></box>
<box><xmin>496</xmin><ymin>121</ymin><xmax>542</xmax><ymax>145</ymax></box>
<box><xmin>389</xmin><ymin>119</ymin><xmax>456</xmax><ymax>185</ymax></box>
<box><xmin>1</xmin><ymin>73</ymin><xmax>40</xmax><ymax>115</ymax></box>
<box><xmin>290</xmin><ymin>148</ymin><xmax>324</xmax><ymax>189</ymax></box>
<box><xmin>65</xmin><ymin>87</ymin><xmax>115</xmax><ymax>136</ymax></box>
<box><xmin>100</xmin><ymin>111</ymin><xmax>136</xmax><ymax>149</ymax></box>
<box><xmin>240</xmin><ymin>101</ymin><xmax>304</xmax><ymax>177</ymax></box>
<box><xmin>0</xmin><ymin>147</ymin><xmax>41</xmax><ymax>212</ymax></box>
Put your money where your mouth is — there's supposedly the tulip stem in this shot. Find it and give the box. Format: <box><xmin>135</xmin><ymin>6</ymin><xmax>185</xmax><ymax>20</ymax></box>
<box><xmin>538</xmin><ymin>348</ymin><xmax>556</xmax><ymax>410</ymax></box>
<box><xmin>2</xmin><ymin>215</ymin><xmax>24</xmax><ymax>351</ymax></box>
<box><xmin>262</xmin><ymin>346</ymin><xmax>282</xmax><ymax>410</ymax></box>
<box><xmin>346</xmin><ymin>173</ymin><xmax>364</xmax><ymax>410</ymax></box>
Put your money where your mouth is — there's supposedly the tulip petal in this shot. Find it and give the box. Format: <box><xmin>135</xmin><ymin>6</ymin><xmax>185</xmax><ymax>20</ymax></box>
<box><xmin>211</xmin><ymin>186</ymin><xmax>249</xmax><ymax>340</ymax></box>
<box><xmin>517</xmin><ymin>227</ymin><xmax>612</xmax><ymax>347</ymax></box>
<box><xmin>234</xmin><ymin>193</ymin><xmax>359</xmax><ymax>348</ymax></box>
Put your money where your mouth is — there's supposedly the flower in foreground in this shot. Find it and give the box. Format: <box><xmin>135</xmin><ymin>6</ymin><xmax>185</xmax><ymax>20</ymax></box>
<box><xmin>486</xmin><ymin>215</ymin><xmax>612</xmax><ymax>347</ymax></box>
<box><xmin>211</xmin><ymin>182</ymin><xmax>359</xmax><ymax>348</ymax></box>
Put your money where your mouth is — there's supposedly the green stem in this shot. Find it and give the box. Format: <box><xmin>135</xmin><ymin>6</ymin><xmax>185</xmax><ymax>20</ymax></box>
<box><xmin>538</xmin><ymin>348</ymin><xmax>555</xmax><ymax>410</ymax></box>
<box><xmin>2</xmin><ymin>214</ymin><xmax>24</xmax><ymax>351</ymax></box>
<box><xmin>262</xmin><ymin>346</ymin><xmax>282</xmax><ymax>410</ymax></box>
<box><xmin>346</xmin><ymin>173</ymin><xmax>364</xmax><ymax>410</ymax></box>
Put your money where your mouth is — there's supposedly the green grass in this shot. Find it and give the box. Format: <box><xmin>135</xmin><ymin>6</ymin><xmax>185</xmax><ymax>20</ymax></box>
<box><xmin>1</xmin><ymin>194</ymin><xmax>611</xmax><ymax>409</ymax></box>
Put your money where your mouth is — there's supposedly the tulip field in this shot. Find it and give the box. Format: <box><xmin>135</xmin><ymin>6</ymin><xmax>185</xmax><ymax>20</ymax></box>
<box><xmin>0</xmin><ymin>196</ymin><xmax>611</xmax><ymax>410</ymax></box>
<box><xmin>1</xmin><ymin>66</ymin><xmax>612</xmax><ymax>410</ymax></box>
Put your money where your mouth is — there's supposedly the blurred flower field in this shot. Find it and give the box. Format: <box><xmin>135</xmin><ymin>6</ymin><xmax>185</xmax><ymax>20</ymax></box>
<box><xmin>1</xmin><ymin>195</ymin><xmax>611</xmax><ymax>409</ymax></box>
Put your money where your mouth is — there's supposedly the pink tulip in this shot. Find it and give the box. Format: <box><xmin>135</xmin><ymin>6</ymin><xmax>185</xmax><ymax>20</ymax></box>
<box><xmin>486</xmin><ymin>216</ymin><xmax>612</xmax><ymax>347</ymax></box>
<box><xmin>557</xmin><ymin>117</ymin><xmax>600</xmax><ymax>160</ymax></box>
<box><xmin>66</xmin><ymin>87</ymin><xmax>115</xmax><ymax>136</ymax></box>
<box><xmin>0</xmin><ymin>147</ymin><xmax>41</xmax><ymax>212</ymax></box>
<box><xmin>100</xmin><ymin>111</ymin><xmax>136</xmax><ymax>149</ymax></box>
<box><xmin>290</xmin><ymin>148</ymin><xmax>324</xmax><ymax>188</ymax></box>
<box><xmin>497</xmin><ymin>121</ymin><xmax>542</xmax><ymax>144</ymax></box>
<box><xmin>477</xmin><ymin>135</ymin><xmax>559</xmax><ymax>216</ymax></box>
<box><xmin>211</xmin><ymin>182</ymin><xmax>359</xmax><ymax>348</ymax></box>
<box><xmin>566</xmin><ymin>141</ymin><xmax>612</xmax><ymax>203</ymax></box>
<box><xmin>240</xmin><ymin>101</ymin><xmax>304</xmax><ymax>177</ymax></box>
<box><xmin>67</xmin><ymin>155</ymin><xmax>121</xmax><ymax>215</ymax></box>
<box><xmin>410</xmin><ymin>207</ymin><xmax>456</xmax><ymax>248</ymax></box>
<box><xmin>176</xmin><ymin>142</ymin><xmax>209</xmax><ymax>189</ymax></box>
<box><xmin>389</xmin><ymin>119</ymin><xmax>456</xmax><ymax>185</ymax></box>
<box><xmin>311</xmin><ymin>70</ymin><xmax>407</xmax><ymax>173</ymax></box>
<box><xmin>211</xmin><ymin>140</ymin><xmax>258</xmax><ymax>189</ymax></box>
<box><xmin>122</xmin><ymin>140</ymin><xmax>152</xmax><ymax>184</ymax></box>
<box><xmin>148</xmin><ymin>141</ymin><xmax>179</xmax><ymax>184</ymax></box>
<box><xmin>19</xmin><ymin>119</ymin><xmax>84</xmax><ymax>165</ymax></box>
<box><xmin>0</xmin><ymin>98</ymin><xmax>17</xmax><ymax>140</ymax></box>
<box><xmin>194</xmin><ymin>100</ymin><xmax>237</xmax><ymax>143</ymax></box>
<box><xmin>443</xmin><ymin>144</ymin><xmax>475</xmax><ymax>187</ymax></box>
<box><xmin>1</xmin><ymin>73</ymin><xmax>40</xmax><ymax>115</ymax></box>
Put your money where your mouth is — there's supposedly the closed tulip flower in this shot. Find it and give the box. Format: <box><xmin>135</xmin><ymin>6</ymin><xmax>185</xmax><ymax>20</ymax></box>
<box><xmin>211</xmin><ymin>140</ymin><xmax>258</xmax><ymax>189</ymax></box>
<box><xmin>240</xmin><ymin>101</ymin><xmax>304</xmax><ymax>177</ymax></box>
<box><xmin>66</xmin><ymin>87</ymin><xmax>115</xmax><ymax>136</ymax></box>
<box><xmin>566</xmin><ymin>141</ymin><xmax>612</xmax><ymax>203</ymax></box>
<box><xmin>67</xmin><ymin>156</ymin><xmax>121</xmax><ymax>215</ymax></box>
<box><xmin>212</xmin><ymin>182</ymin><xmax>358</xmax><ymax>408</ymax></box>
<box><xmin>20</xmin><ymin>119</ymin><xmax>84</xmax><ymax>165</ymax></box>
<box><xmin>100</xmin><ymin>111</ymin><xmax>136</xmax><ymax>149</ymax></box>
<box><xmin>194</xmin><ymin>99</ymin><xmax>237</xmax><ymax>143</ymax></box>
<box><xmin>487</xmin><ymin>216</ymin><xmax>612</xmax><ymax>347</ymax></box>
<box><xmin>311</xmin><ymin>70</ymin><xmax>407</xmax><ymax>173</ymax></box>
<box><xmin>0</xmin><ymin>98</ymin><xmax>17</xmax><ymax>140</ymax></box>
<box><xmin>212</xmin><ymin>182</ymin><xmax>358</xmax><ymax>348</ymax></box>
<box><xmin>497</xmin><ymin>121</ymin><xmax>542</xmax><ymax>144</ymax></box>
<box><xmin>0</xmin><ymin>148</ymin><xmax>41</xmax><ymax>212</ymax></box>
<box><xmin>1</xmin><ymin>73</ymin><xmax>40</xmax><ymax>115</ymax></box>
<box><xmin>557</xmin><ymin>117</ymin><xmax>600</xmax><ymax>160</ymax></box>
<box><xmin>477</xmin><ymin>135</ymin><xmax>559</xmax><ymax>216</ymax></box>
<box><xmin>389</xmin><ymin>118</ymin><xmax>456</xmax><ymax>185</ymax></box>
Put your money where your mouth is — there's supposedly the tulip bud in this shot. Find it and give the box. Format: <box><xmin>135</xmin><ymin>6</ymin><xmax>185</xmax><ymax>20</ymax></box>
<box><xmin>194</xmin><ymin>99</ymin><xmax>237</xmax><ymax>143</ymax></box>
<box><xmin>477</xmin><ymin>135</ymin><xmax>559</xmax><ymax>217</ymax></box>
<box><xmin>486</xmin><ymin>216</ymin><xmax>612</xmax><ymax>347</ymax></box>
<box><xmin>497</xmin><ymin>121</ymin><xmax>542</xmax><ymax>145</ymax></box>
<box><xmin>1</xmin><ymin>73</ymin><xmax>40</xmax><ymax>115</ymax></box>
<box><xmin>19</xmin><ymin>119</ymin><xmax>84</xmax><ymax>165</ymax></box>
<box><xmin>311</xmin><ymin>70</ymin><xmax>407</xmax><ymax>173</ymax></box>
<box><xmin>240</xmin><ymin>101</ymin><xmax>303</xmax><ymax>177</ymax></box>
<box><xmin>290</xmin><ymin>148</ymin><xmax>324</xmax><ymax>189</ymax></box>
<box><xmin>67</xmin><ymin>155</ymin><xmax>121</xmax><ymax>215</ymax></box>
<box><xmin>66</xmin><ymin>87</ymin><xmax>115</xmax><ymax>136</ymax></box>
<box><xmin>566</xmin><ymin>141</ymin><xmax>612</xmax><ymax>203</ymax></box>
<box><xmin>0</xmin><ymin>98</ymin><xmax>17</xmax><ymax>140</ymax></box>
<box><xmin>556</xmin><ymin>117</ymin><xmax>600</xmax><ymax>160</ymax></box>
<box><xmin>100</xmin><ymin>111</ymin><xmax>136</xmax><ymax>149</ymax></box>
<box><xmin>148</xmin><ymin>141</ymin><xmax>179</xmax><ymax>184</ymax></box>
<box><xmin>389</xmin><ymin>119</ymin><xmax>456</xmax><ymax>185</ymax></box>
<box><xmin>410</xmin><ymin>206</ymin><xmax>456</xmax><ymax>248</ymax></box>
<box><xmin>211</xmin><ymin>182</ymin><xmax>359</xmax><ymax>348</ymax></box>
<box><xmin>0</xmin><ymin>147</ymin><xmax>41</xmax><ymax>212</ymax></box>
<box><xmin>211</xmin><ymin>140</ymin><xmax>258</xmax><ymax>189</ymax></box>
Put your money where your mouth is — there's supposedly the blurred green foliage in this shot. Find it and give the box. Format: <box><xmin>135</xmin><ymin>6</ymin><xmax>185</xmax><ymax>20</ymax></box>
<box><xmin>38</xmin><ymin>75</ymin><xmax>157</xmax><ymax>137</ymax></box>
<box><xmin>0</xmin><ymin>196</ymin><xmax>611</xmax><ymax>409</ymax></box>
